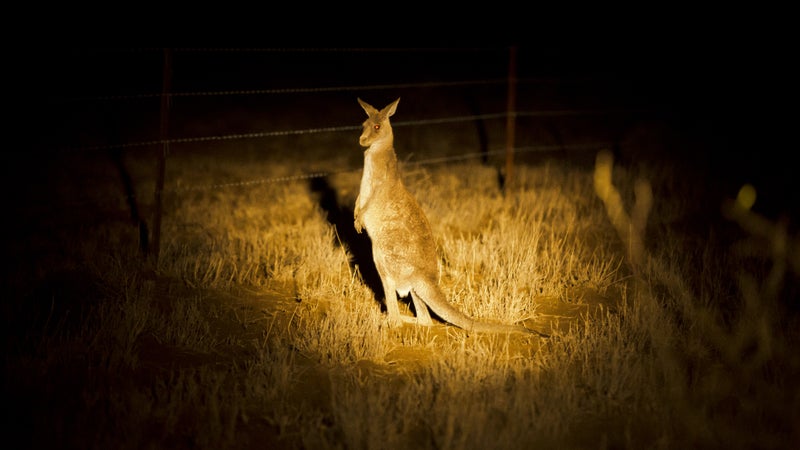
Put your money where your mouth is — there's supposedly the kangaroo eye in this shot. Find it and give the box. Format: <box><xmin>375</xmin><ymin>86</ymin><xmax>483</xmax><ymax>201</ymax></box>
<box><xmin>374</xmin><ymin>124</ymin><xmax>380</xmax><ymax>130</ymax></box>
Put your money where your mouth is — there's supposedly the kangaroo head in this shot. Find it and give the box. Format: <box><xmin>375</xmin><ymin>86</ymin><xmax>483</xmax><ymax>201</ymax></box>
<box><xmin>358</xmin><ymin>97</ymin><xmax>400</xmax><ymax>148</ymax></box>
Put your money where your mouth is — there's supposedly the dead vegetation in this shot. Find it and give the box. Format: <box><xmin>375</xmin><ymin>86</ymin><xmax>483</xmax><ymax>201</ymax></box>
<box><xmin>4</xmin><ymin>138</ymin><xmax>799</xmax><ymax>449</ymax></box>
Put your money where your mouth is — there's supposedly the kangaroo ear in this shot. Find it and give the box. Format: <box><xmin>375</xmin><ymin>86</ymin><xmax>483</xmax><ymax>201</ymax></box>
<box><xmin>358</xmin><ymin>98</ymin><xmax>378</xmax><ymax>116</ymax></box>
<box><xmin>384</xmin><ymin>97</ymin><xmax>400</xmax><ymax>117</ymax></box>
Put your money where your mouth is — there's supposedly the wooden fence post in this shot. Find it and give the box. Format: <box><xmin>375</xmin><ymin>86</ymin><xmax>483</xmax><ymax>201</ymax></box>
<box><xmin>151</xmin><ymin>48</ymin><xmax>171</xmax><ymax>267</ymax></box>
<box><xmin>504</xmin><ymin>46</ymin><xmax>517</xmax><ymax>194</ymax></box>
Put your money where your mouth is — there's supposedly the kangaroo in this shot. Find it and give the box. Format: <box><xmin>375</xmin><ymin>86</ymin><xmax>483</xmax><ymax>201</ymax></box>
<box><xmin>354</xmin><ymin>97</ymin><xmax>539</xmax><ymax>335</ymax></box>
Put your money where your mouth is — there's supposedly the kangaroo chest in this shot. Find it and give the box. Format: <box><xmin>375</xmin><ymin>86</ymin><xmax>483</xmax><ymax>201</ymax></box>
<box><xmin>358</xmin><ymin>149</ymin><xmax>404</xmax><ymax>228</ymax></box>
<box><xmin>359</xmin><ymin>149</ymin><xmax>396</xmax><ymax>205</ymax></box>
<box><xmin>358</xmin><ymin>153</ymin><xmax>375</xmax><ymax>211</ymax></box>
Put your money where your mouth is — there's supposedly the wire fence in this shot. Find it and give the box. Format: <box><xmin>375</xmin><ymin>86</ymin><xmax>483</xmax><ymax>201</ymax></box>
<box><xmin>50</xmin><ymin>47</ymin><xmax>650</xmax><ymax>262</ymax></box>
<box><xmin>76</xmin><ymin>109</ymin><xmax>638</xmax><ymax>153</ymax></box>
<box><xmin>65</xmin><ymin>78</ymin><xmax>512</xmax><ymax>102</ymax></box>
<box><xmin>166</xmin><ymin>142</ymin><xmax>612</xmax><ymax>193</ymax></box>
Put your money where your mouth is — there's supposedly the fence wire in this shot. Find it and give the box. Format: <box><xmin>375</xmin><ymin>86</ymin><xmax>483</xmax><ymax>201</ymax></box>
<box><xmin>74</xmin><ymin>109</ymin><xmax>640</xmax><ymax>153</ymax></box>
<box><xmin>71</xmin><ymin>78</ymin><xmax>511</xmax><ymax>102</ymax></box>
<box><xmin>166</xmin><ymin>142</ymin><xmax>612</xmax><ymax>192</ymax></box>
<box><xmin>48</xmin><ymin>142</ymin><xmax>613</xmax><ymax>212</ymax></box>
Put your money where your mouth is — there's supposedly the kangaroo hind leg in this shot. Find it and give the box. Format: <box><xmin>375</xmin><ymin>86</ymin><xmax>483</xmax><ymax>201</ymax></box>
<box><xmin>381</xmin><ymin>278</ymin><xmax>419</xmax><ymax>326</ymax></box>
<box><xmin>380</xmin><ymin>278</ymin><xmax>404</xmax><ymax>326</ymax></box>
<box><xmin>409</xmin><ymin>288</ymin><xmax>433</xmax><ymax>326</ymax></box>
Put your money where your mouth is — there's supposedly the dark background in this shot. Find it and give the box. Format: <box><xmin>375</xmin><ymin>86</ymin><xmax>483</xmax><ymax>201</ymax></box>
<box><xmin>6</xmin><ymin>34</ymin><xmax>796</xmax><ymax>224</ymax></box>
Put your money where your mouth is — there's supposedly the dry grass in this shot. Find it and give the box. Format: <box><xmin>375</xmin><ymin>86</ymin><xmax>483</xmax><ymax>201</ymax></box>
<box><xmin>4</xmin><ymin>137</ymin><xmax>799</xmax><ymax>449</ymax></box>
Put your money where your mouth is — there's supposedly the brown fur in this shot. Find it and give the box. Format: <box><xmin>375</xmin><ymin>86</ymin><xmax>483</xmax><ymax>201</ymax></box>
<box><xmin>354</xmin><ymin>98</ymin><xmax>536</xmax><ymax>334</ymax></box>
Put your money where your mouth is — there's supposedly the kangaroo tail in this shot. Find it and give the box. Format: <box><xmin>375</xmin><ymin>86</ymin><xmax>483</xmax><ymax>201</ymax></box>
<box><xmin>411</xmin><ymin>281</ymin><xmax>542</xmax><ymax>335</ymax></box>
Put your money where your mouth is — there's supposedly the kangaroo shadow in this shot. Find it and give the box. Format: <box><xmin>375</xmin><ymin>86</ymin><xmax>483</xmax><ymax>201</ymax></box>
<box><xmin>308</xmin><ymin>176</ymin><xmax>386</xmax><ymax>307</ymax></box>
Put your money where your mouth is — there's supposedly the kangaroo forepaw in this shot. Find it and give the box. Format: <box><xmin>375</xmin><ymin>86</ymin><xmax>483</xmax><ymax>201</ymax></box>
<box><xmin>354</xmin><ymin>215</ymin><xmax>364</xmax><ymax>233</ymax></box>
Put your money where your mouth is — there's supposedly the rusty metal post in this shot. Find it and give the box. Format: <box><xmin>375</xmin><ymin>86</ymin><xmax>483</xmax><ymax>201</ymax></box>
<box><xmin>151</xmin><ymin>48</ymin><xmax>172</xmax><ymax>266</ymax></box>
<box><xmin>504</xmin><ymin>46</ymin><xmax>518</xmax><ymax>194</ymax></box>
